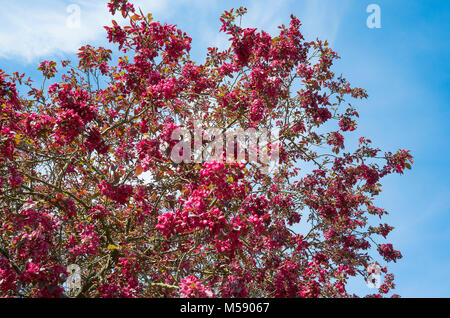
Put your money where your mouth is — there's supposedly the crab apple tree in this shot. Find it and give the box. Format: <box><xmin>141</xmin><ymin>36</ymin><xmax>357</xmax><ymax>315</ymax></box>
<box><xmin>0</xmin><ymin>1</ymin><xmax>412</xmax><ymax>298</ymax></box>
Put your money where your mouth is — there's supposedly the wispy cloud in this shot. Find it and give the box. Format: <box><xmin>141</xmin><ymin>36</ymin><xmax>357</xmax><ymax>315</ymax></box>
<box><xmin>199</xmin><ymin>0</ymin><xmax>348</xmax><ymax>53</ymax></box>
<box><xmin>0</xmin><ymin>0</ymin><xmax>195</xmax><ymax>63</ymax></box>
<box><xmin>0</xmin><ymin>0</ymin><xmax>109</xmax><ymax>62</ymax></box>
<box><xmin>199</xmin><ymin>0</ymin><xmax>292</xmax><ymax>51</ymax></box>
<box><xmin>299</xmin><ymin>0</ymin><xmax>350</xmax><ymax>45</ymax></box>
<box><xmin>0</xmin><ymin>0</ymin><xmax>348</xmax><ymax>63</ymax></box>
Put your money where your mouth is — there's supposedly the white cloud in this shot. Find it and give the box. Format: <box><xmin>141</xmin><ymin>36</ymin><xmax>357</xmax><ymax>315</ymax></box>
<box><xmin>0</xmin><ymin>1</ymin><xmax>108</xmax><ymax>62</ymax></box>
<box><xmin>0</xmin><ymin>0</ymin><xmax>185</xmax><ymax>63</ymax></box>
<box><xmin>299</xmin><ymin>0</ymin><xmax>350</xmax><ymax>45</ymax></box>
<box><xmin>0</xmin><ymin>0</ymin><xmax>348</xmax><ymax>63</ymax></box>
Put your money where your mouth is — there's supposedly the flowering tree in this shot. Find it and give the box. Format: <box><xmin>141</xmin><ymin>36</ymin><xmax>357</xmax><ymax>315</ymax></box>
<box><xmin>0</xmin><ymin>0</ymin><xmax>412</xmax><ymax>298</ymax></box>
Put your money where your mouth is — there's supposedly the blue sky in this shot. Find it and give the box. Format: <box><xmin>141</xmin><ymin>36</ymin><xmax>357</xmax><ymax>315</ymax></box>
<box><xmin>0</xmin><ymin>0</ymin><xmax>449</xmax><ymax>297</ymax></box>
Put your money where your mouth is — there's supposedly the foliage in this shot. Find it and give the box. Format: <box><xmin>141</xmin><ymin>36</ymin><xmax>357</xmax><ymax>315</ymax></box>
<box><xmin>0</xmin><ymin>1</ymin><xmax>412</xmax><ymax>297</ymax></box>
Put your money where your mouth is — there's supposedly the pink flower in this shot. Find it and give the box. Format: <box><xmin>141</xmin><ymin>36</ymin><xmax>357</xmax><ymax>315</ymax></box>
<box><xmin>98</xmin><ymin>181</ymin><xmax>133</xmax><ymax>205</ymax></box>
<box><xmin>179</xmin><ymin>276</ymin><xmax>214</xmax><ymax>298</ymax></box>
<box><xmin>378</xmin><ymin>244</ymin><xmax>402</xmax><ymax>263</ymax></box>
